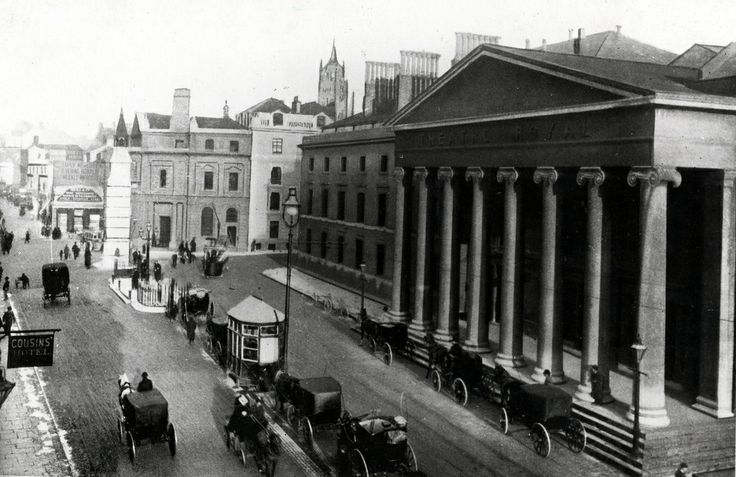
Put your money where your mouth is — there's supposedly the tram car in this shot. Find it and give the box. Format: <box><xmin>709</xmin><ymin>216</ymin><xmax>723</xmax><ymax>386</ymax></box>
<box><xmin>227</xmin><ymin>296</ymin><xmax>285</xmax><ymax>390</ymax></box>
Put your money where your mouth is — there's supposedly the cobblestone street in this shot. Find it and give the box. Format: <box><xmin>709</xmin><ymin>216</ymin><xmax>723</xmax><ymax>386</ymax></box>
<box><xmin>0</xmin><ymin>198</ymin><xmax>620</xmax><ymax>476</ymax></box>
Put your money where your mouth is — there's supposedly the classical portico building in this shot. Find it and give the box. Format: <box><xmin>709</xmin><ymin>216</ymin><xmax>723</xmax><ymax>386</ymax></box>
<box><xmin>385</xmin><ymin>42</ymin><xmax>735</xmax><ymax>451</ymax></box>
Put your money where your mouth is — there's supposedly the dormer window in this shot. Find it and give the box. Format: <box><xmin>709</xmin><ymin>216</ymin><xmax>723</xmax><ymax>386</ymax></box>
<box><xmin>273</xmin><ymin>113</ymin><xmax>283</xmax><ymax>126</ymax></box>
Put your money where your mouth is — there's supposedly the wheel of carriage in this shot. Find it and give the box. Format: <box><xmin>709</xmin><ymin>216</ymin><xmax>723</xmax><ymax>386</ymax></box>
<box><xmin>368</xmin><ymin>338</ymin><xmax>377</xmax><ymax>354</ymax></box>
<box><xmin>564</xmin><ymin>418</ymin><xmax>587</xmax><ymax>453</ymax></box>
<box><xmin>67</xmin><ymin>292</ymin><xmax>71</xmax><ymax>305</ymax></box>
<box><xmin>383</xmin><ymin>342</ymin><xmax>393</xmax><ymax>365</ymax></box>
<box><xmin>453</xmin><ymin>378</ymin><xmax>469</xmax><ymax>406</ymax></box>
<box><xmin>126</xmin><ymin>431</ymin><xmax>136</xmax><ymax>463</ymax></box>
<box><xmin>350</xmin><ymin>449</ymin><xmax>370</xmax><ymax>477</ymax></box>
<box><xmin>117</xmin><ymin>419</ymin><xmax>124</xmax><ymax>443</ymax></box>
<box><xmin>403</xmin><ymin>442</ymin><xmax>418</xmax><ymax>472</ymax></box>
<box><xmin>240</xmin><ymin>447</ymin><xmax>247</xmax><ymax>466</ymax></box>
<box><xmin>431</xmin><ymin>369</ymin><xmax>442</xmax><ymax>393</ymax></box>
<box><xmin>216</xmin><ymin>342</ymin><xmax>223</xmax><ymax>362</ymax></box>
<box><xmin>284</xmin><ymin>404</ymin><xmax>295</xmax><ymax>426</ymax></box>
<box><xmin>167</xmin><ymin>423</ymin><xmax>177</xmax><ymax>456</ymax></box>
<box><xmin>206</xmin><ymin>336</ymin><xmax>214</xmax><ymax>353</ymax></box>
<box><xmin>530</xmin><ymin>423</ymin><xmax>551</xmax><ymax>458</ymax></box>
<box><xmin>499</xmin><ymin>408</ymin><xmax>509</xmax><ymax>435</ymax></box>
<box><xmin>298</xmin><ymin>416</ymin><xmax>314</xmax><ymax>445</ymax></box>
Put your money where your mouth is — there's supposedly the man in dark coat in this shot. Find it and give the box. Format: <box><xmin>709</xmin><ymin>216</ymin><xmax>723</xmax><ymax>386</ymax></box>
<box><xmin>63</xmin><ymin>244</ymin><xmax>70</xmax><ymax>260</ymax></box>
<box><xmin>2</xmin><ymin>306</ymin><xmax>14</xmax><ymax>337</ymax></box>
<box><xmin>84</xmin><ymin>247</ymin><xmax>92</xmax><ymax>269</ymax></box>
<box><xmin>137</xmin><ymin>372</ymin><xmax>153</xmax><ymax>392</ymax></box>
<box><xmin>189</xmin><ymin>237</ymin><xmax>196</xmax><ymax>254</ymax></box>
<box><xmin>24</xmin><ymin>230</ymin><xmax>30</xmax><ymax>243</ymax></box>
<box><xmin>71</xmin><ymin>242</ymin><xmax>80</xmax><ymax>260</ymax></box>
<box><xmin>19</xmin><ymin>273</ymin><xmax>29</xmax><ymax>289</ymax></box>
<box><xmin>3</xmin><ymin>277</ymin><xmax>10</xmax><ymax>301</ymax></box>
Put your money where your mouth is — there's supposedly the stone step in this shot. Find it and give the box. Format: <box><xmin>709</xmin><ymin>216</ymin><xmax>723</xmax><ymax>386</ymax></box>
<box><xmin>583</xmin><ymin>433</ymin><xmax>642</xmax><ymax>476</ymax></box>
<box><xmin>585</xmin><ymin>431</ymin><xmax>642</xmax><ymax>473</ymax></box>
<box><xmin>573</xmin><ymin>408</ymin><xmax>643</xmax><ymax>452</ymax></box>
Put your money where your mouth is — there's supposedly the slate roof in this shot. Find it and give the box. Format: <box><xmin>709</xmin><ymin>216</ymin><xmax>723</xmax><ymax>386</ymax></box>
<box><xmin>38</xmin><ymin>143</ymin><xmax>83</xmax><ymax>151</ymax></box>
<box><xmin>241</xmin><ymin>98</ymin><xmax>291</xmax><ymax>114</ymax></box>
<box><xmin>299</xmin><ymin>101</ymin><xmax>333</xmax><ymax>117</ymax></box>
<box><xmin>324</xmin><ymin>111</ymin><xmax>393</xmax><ymax>130</ymax></box>
<box><xmin>669</xmin><ymin>44</ymin><xmax>725</xmax><ymax>68</ymax></box>
<box><xmin>486</xmin><ymin>45</ymin><xmax>731</xmax><ymax>98</ymax></box>
<box><xmin>194</xmin><ymin>116</ymin><xmax>248</xmax><ymax>129</ymax></box>
<box><xmin>146</xmin><ymin>113</ymin><xmax>171</xmax><ymax>130</ymax></box>
<box><xmin>539</xmin><ymin>31</ymin><xmax>677</xmax><ymax>65</ymax></box>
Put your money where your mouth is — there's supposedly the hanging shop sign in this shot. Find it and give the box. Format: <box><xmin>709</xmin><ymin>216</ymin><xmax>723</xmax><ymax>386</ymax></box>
<box><xmin>6</xmin><ymin>329</ymin><xmax>60</xmax><ymax>368</ymax></box>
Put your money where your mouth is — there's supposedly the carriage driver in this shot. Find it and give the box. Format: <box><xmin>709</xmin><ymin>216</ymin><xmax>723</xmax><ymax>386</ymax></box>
<box><xmin>226</xmin><ymin>395</ymin><xmax>249</xmax><ymax>437</ymax></box>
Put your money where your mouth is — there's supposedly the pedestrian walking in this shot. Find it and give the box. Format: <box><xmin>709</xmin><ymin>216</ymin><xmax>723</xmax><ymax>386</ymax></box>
<box><xmin>3</xmin><ymin>277</ymin><xmax>10</xmax><ymax>301</ymax></box>
<box><xmin>24</xmin><ymin>230</ymin><xmax>30</xmax><ymax>243</ymax></box>
<box><xmin>131</xmin><ymin>268</ymin><xmax>139</xmax><ymax>289</ymax></box>
<box><xmin>178</xmin><ymin>241</ymin><xmax>185</xmax><ymax>256</ymax></box>
<box><xmin>186</xmin><ymin>315</ymin><xmax>196</xmax><ymax>344</ymax></box>
<box><xmin>19</xmin><ymin>273</ymin><xmax>29</xmax><ymax>289</ymax></box>
<box><xmin>59</xmin><ymin>249</ymin><xmax>64</xmax><ymax>261</ymax></box>
<box><xmin>189</xmin><ymin>237</ymin><xmax>197</xmax><ymax>254</ymax></box>
<box><xmin>2</xmin><ymin>306</ymin><xmax>13</xmax><ymax>337</ymax></box>
<box><xmin>153</xmin><ymin>261</ymin><xmax>162</xmax><ymax>281</ymax></box>
<box><xmin>64</xmin><ymin>244</ymin><xmax>70</xmax><ymax>260</ymax></box>
<box><xmin>0</xmin><ymin>261</ymin><xmax>4</xmax><ymax>282</ymax></box>
<box><xmin>84</xmin><ymin>247</ymin><xmax>92</xmax><ymax>269</ymax></box>
<box><xmin>72</xmin><ymin>242</ymin><xmax>80</xmax><ymax>260</ymax></box>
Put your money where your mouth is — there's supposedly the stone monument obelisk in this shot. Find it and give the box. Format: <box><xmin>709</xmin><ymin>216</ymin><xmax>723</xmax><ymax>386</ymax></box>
<box><xmin>100</xmin><ymin>110</ymin><xmax>132</xmax><ymax>269</ymax></box>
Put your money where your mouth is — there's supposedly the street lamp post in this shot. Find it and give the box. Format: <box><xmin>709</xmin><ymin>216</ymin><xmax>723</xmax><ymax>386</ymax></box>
<box><xmin>281</xmin><ymin>187</ymin><xmax>300</xmax><ymax>372</ymax></box>
<box><xmin>145</xmin><ymin>223</ymin><xmax>151</xmax><ymax>281</ymax></box>
<box><xmin>359</xmin><ymin>263</ymin><xmax>367</xmax><ymax>316</ymax></box>
<box><xmin>631</xmin><ymin>334</ymin><xmax>648</xmax><ymax>455</ymax></box>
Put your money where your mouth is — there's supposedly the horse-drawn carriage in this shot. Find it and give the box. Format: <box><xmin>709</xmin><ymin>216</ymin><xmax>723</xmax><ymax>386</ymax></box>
<box><xmin>179</xmin><ymin>286</ymin><xmax>213</xmax><ymax>342</ymax></box>
<box><xmin>274</xmin><ymin>372</ymin><xmax>343</xmax><ymax>445</ymax></box>
<box><xmin>360</xmin><ymin>317</ymin><xmax>415</xmax><ymax>366</ymax></box>
<box><xmin>498</xmin><ymin>380</ymin><xmax>587</xmax><ymax>457</ymax></box>
<box><xmin>42</xmin><ymin>263</ymin><xmax>70</xmax><ymax>307</ymax></box>
<box><xmin>337</xmin><ymin>411</ymin><xmax>418</xmax><ymax>476</ymax></box>
<box><xmin>426</xmin><ymin>338</ymin><xmax>483</xmax><ymax>406</ymax></box>
<box><xmin>205</xmin><ymin>312</ymin><xmax>227</xmax><ymax>365</ymax></box>
<box><xmin>116</xmin><ymin>374</ymin><xmax>177</xmax><ymax>463</ymax></box>
<box><xmin>203</xmin><ymin>245</ymin><xmax>228</xmax><ymax>277</ymax></box>
<box><xmin>224</xmin><ymin>394</ymin><xmax>282</xmax><ymax>477</ymax></box>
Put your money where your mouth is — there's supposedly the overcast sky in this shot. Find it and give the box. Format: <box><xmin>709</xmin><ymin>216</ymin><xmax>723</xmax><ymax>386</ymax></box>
<box><xmin>1</xmin><ymin>0</ymin><xmax>734</xmax><ymax>142</ymax></box>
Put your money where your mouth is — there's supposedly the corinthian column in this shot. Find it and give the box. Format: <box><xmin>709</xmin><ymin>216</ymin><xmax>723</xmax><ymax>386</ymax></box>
<box><xmin>626</xmin><ymin>166</ymin><xmax>681</xmax><ymax>427</ymax></box>
<box><xmin>532</xmin><ymin>167</ymin><xmax>565</xmax><ymax>384</ymax></box>
<box><xmin>435</xmin><ymin>166</ymin><xmax>457</xmax><ymax>343</ymax></box>
<box><xmin>574</xmin><ymin>167</ymin><xmax>612</xmax><ymax>403</ymax></box>
<box><xmin>464</xmin><ymin>167</ymin><xmax>491</xmax><ymax>352</ymax></box>
<box><xmin>495</xmin><ymin>167</ymin><xmax>526</xmax><ymax>368</ymax></box>
<box><xmin>388</xmin><ymin>167</ymin><xmax>408</xmax><ymax>321</ymax></box>
<box><xmin>409</xmin><ymin>167</ymin><xmax>432</xmax><ymax>337</ymax></box>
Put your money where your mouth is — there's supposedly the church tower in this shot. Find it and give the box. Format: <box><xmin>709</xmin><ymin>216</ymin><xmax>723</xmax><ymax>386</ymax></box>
<box><xmin>317</xmin><ymin>40</ymin><xmax>349</xmax><ymax>120</ymax></box>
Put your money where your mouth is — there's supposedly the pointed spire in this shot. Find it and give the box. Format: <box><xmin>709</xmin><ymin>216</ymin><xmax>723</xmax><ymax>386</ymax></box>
<box><xmin>328</xmin><ymin>38</ymin><xmax>338</xmax><ymax>64</ymax></box>
<box><xmin>115</xmin><ymin>108</ymin><xmax>128</xmax><ymax>147</ymax></box>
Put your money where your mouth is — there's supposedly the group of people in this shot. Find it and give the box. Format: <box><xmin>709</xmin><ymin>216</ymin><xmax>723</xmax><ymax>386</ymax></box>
<box><xmin>56</xmin><ymin>241</ymin><xmax>92</xmax><ymax>268</ymax></box>
<box><xmin>175</xmin><ymin>238</ymin><xmax>197</xmax><ymax>265</ymax></box>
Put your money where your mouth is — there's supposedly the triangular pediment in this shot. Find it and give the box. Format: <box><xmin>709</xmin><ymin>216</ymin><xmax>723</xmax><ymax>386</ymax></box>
<box><xmin>391</xmin><ymin>50</ymin><xmax>638</xmax><ymax>126</ymax></box>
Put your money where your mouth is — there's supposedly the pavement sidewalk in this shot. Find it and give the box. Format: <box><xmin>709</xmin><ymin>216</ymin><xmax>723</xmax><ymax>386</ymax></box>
<box><xmin>0</xmin><ymin>308</ymin><xmax>74</xmax><ymax>477</ymax></box>
<box><xmin>261</xmin><ymin>267</ymin><xmax>389</xmax><ymax>321</ymax></box>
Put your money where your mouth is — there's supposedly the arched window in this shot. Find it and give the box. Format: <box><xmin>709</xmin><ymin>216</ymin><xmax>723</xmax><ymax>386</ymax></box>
<box><xmin>270</xmin><ymin>167</ymin><xmax>282</xmax><ymax>185</ymax></box>
<box><xmin>226</xmin><ymin>208</ymin><xmax>238</xmax><ymax>222</ymax></box>
<box><xmin>205</xmin><ymin>139</ymin><xmax>214</xmax><ymax>150</ymax></box>
<box><xmin>273</xmin><ymin>113</ymin><xmax>283</xmax><ymax>126</ymax></box>
<box><xmin>201</xmin><ymin>207</ymin><xmax>214</xmax><ymax>236</ymax></box>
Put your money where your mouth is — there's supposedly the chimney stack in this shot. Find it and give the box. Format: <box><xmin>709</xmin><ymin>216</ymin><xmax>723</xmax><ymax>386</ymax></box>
<box><xmin>616</xmin><ymin>25</ymin><xmax>622</xmax><ymax>35</ymax></box>
<box><xmin>398</xmin><ymin>50</ymin><xmax>440</xmax><ymax>109</ymax></box>
<box><xmin>453</xmin><ymin>32</ymin><xmax>501</xmax><ymax>64</ymax></box>
<box><xmin>33</xmin><ymin>135</ymin><xmax>39</xmax><ymax>146</ymax></box>
<box><xmin>525</xmin><ymin>39</ymin><xmax>530</xmax><ymax>49</ymax></box>
<box><xmin>541</xmin><ymin>39</ymin><xmax>547</xmax><ymax>51</ymax></box>
<box><xmin>578</xmin><ymin>28</ymin><xmax>586</xmax><ymax>39</ymax></box>
<box><xmin>171</xmin><ymin>88</ymin><xmax>191</xmax><ymax>132</ymax></box>
<box><xmin>292</xmin><ymin>96</ymin><xmax>301</xmax><ymax>114</ymax></box>
<box><xmin>569</xmin><ymin>29</ymin><xmax>574</xmax><ymax>41</ymax></box>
